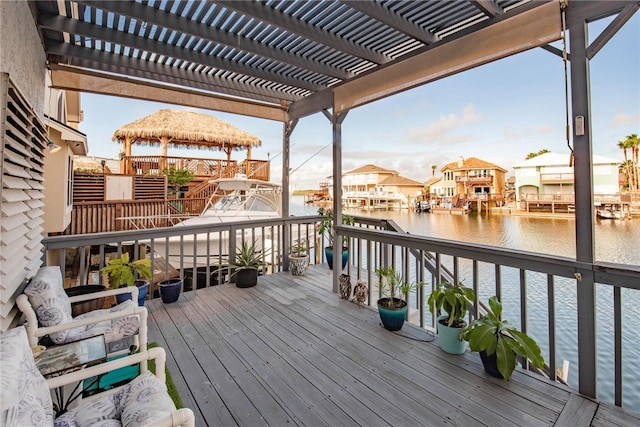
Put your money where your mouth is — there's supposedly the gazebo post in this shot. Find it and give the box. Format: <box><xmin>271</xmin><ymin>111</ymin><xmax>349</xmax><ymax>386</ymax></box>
<box><xmin>160</xmin><ymin>135</ymin><xmax>169</xmax><ymax>172</ymax></box>
<box><xmin>246</xmin><ymin>146</ymin><xmax>252</xmax><ymax>176</ymax></box>
<box><xmin>121</xmin><ymin>136</ymin><xmax>133</xmax><ymax>174</ymax></box>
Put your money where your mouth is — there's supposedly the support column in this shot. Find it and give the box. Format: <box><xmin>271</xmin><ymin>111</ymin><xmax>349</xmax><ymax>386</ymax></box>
<box><xmin>331</xmin><ymin>110</ymin><xmax>348</xmax><ymax>294</ymax></box>
<box><xmin>569</xmin><ymin>16</ymin><xmax>597</xmax><ymax>399</ymax></box>
<box><xmin>281</xmin><ymin>118</ymin><xmax>298</xmax><ymax>271</ymax></box>
<box><xmin>282</xmin><ymin>118</ymin><xmax>298</xmax><ymax>219</ymax></box>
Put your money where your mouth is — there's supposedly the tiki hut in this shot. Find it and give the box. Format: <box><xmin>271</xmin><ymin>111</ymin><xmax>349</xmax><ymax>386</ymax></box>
<box><xmin>112</xmin><ymin>109</ymin><xmax>262</xmax><ymax>161</ymax></box>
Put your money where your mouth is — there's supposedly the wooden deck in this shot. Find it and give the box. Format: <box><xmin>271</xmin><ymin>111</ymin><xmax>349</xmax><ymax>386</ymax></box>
<box><xmin>146</xmin><ymin>265</ymin><xmax>640</xmax><ymax>427</ymax></box>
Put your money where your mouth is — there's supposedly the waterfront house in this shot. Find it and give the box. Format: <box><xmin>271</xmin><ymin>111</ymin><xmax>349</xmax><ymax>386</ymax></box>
<box><xmin>439</xmin><ymin>157</ymin><xmax>508</xmax><ymax>207</ymax></box>
<box><xmin>513</xmin><ymin>152</ymin><xmax>622</xmax><ymax>213</ymax></box>
<box><xmin>2</xmin><ymin>1</ymin><xmax>640</xmax><ymax>423</ymax></box>
<box><xmin>342</xmin><ymin>164</ymin><xmax>423</xmax><ymax>209</ymax></box>
<box><xmin>514</xmin><ymin>151</ymin><xmax>620</xmax><ymax>200</ymax></box>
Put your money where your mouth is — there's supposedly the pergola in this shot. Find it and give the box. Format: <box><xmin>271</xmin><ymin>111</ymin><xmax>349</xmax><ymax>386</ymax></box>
<box><xmin>31</xmin><ymin>0</ymin><xmax>640</xmax><ymax>399</ymax></box>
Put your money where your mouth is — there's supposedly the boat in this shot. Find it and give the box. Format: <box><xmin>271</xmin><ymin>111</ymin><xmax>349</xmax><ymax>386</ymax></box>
<box><xmin>596</xmin><ymin>207</ymin><xmax>626</xmax><ymax>220</ymax></box>
<box><xmin>147</xmin><ymin>175</ymin><xmax>283</xmax><ymax>268</ymax></box>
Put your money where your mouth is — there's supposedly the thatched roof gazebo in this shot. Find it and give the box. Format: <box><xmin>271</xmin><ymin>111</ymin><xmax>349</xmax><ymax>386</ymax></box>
<box><xmin>112</xmin><ymin>109</ymin><xmax>262</xmax><ymax>161</ymax></box>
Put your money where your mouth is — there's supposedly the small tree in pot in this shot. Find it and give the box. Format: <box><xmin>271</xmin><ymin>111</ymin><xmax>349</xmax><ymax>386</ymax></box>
<box><xmin>463</xmin><ymin>296</ymin><xmax>545</xmax><ymax>380</ymax></box>
<box><xmin>317</xmin><ymin>207</ymin><xmax>354</xmax><ymax>270</ymax></box>
<box><xmin>428</xmin><ymin>280</ymin><xmax>475</xmax><ymax>354</ymax></box>
<box><xmin>101</xmin><ymin>252</ymin><xmax>152</xmax><ymax>306</ymax></box>
<box><xmin>375</xmin><ymin>266</ymin><xmax>423</xmax><ymax>331</ymax></box>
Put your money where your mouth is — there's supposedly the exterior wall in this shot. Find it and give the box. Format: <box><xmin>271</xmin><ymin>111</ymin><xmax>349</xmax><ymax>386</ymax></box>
<box><xmin>42</xmin><ymin>142</ymin><xmax>73</xmax><ymax>234</ymax></box>
<box><xmin>593</xmin><ymin>163</ymin><xmax>619</xmax><ymax>194</ymax></box>
<box><xmin>0</xmin><ymin>1</ymin><xmax>46</xmax><ymax>115</ymax></box>
<box><xmin>0</xmin><ymin>2</ymin><xmax>47</xmax><ymax>331</ymax></box>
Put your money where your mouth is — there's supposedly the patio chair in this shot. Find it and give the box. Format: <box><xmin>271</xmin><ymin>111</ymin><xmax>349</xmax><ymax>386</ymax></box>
<box><xmin>16</xmin><ymin>266</ymin><xmax>148</xmax><ymax>355</ymax></box>
<box><xmin>0</xmin><ymin>326</ymin><xmax>195</xmax><ymax>426</ymax></box>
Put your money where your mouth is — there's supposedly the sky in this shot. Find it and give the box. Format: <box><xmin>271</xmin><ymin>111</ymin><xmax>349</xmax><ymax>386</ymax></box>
<box><xmin>78</xmin><ymin>14</ymin><xmax>639</xmax><ymax>191</ymax></box>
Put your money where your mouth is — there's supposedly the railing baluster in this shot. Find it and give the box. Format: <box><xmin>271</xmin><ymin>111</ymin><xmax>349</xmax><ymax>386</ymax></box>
<box><xmin>547</xmin><ymin>274</ymin><xmax>556</xmax><ymax>382</ymax></box>
<box><xmin>614</xmin><ymin>286</ymin><xmax>622</xmax><ymax>406</ymax></box>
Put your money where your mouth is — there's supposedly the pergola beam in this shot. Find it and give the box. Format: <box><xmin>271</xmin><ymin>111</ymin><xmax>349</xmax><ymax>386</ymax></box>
<box><xmin>49</xmin><ymin>67</ymin><xmax>286</xmax><ymax>122</ymax></box>
<box><xmin>333</xmin><ymin>1</ymin><xmax>562</xmax><ymax>114</ymax></box>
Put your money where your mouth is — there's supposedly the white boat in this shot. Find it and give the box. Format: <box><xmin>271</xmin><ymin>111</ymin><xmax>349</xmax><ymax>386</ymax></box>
<box><xmin>596</xmin><ymin>207</ymin><xmax>626</xmax><ymax>220</ymax></box>
<box><xmin>150</xmin><ymin>175</ymin><xmax>283</xmax><ymax>268</ymax></box>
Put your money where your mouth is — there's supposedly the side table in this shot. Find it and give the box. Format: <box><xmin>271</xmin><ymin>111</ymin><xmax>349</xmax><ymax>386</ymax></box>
<box><xmin>37</xmin><ymin>335</ymin><xmax>107</xmax><ymax>415</ymax></box>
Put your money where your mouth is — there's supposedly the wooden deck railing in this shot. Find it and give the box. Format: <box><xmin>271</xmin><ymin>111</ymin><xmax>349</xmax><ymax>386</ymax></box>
<box><xmin>42</xmin><ymin>215</ymin><xmax>640</xmax><ymax>410</ymax></box>
<box><xmin>67</xmin><ymin>198</ymin><xmax>208</xmax><ymax>234</ymax></box>
<box><xmin>120</xmin><ymin>156</ymin><xmax>270</xmax><ymax>182</ymax></box>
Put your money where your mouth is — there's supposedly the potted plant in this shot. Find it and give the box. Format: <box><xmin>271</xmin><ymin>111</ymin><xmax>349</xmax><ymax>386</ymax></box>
<box><xmin>158</xmin><ymin>278</ymin><xmax>183</xmax><ymax>303</ymax></box>
<box><xmin>288</xmin><ymin>239</ymin><xmax>309</xmax><ymax>276</ymax></box>
<box><xmin>427</xmin><ymin>280</ymin><xmax>475</xmax><ymax>354</ymax></box>
<box><xmin>100</xmin><ymin>252</ymin><xmax>152</xmax><ymax>306</ymax></box>
<box><xmin>375</xmin><ymin>266</ymin><xmax>424</xmax><ymax>331</ymax></box>
<box><xmin>463</xmin><ymin>296</ymin><xmax>545</xmax><ymax>380</ymax></box>
<box><xmin>316</xmin><ymin>207</ymin><xmax>354</xmax><ymax>270</ymax></box>
<box><xmin>231</xmin><ymin>240</ymin><xmax>266</xmax><ymax>288</ymax></box>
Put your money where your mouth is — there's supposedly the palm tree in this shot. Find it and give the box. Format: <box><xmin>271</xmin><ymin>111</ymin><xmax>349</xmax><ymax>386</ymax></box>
<box><xmin>525</xmin><ymin>149</ymin><xmax>550</xmax><ymax>160</ymax></box>
<box><xmin>619</xmin><ymin>160</ymin><xmax>634</xmax><ymax>190</ymax></box>
<box><xmin>618</xmin><ymin>134</ymin><xmax>638</xmax><ymax>191</ymax></box>
<box><xmin>431</xmin><ymin>164</ymin><xmax>437</xmax><ymax>178</ymax></box>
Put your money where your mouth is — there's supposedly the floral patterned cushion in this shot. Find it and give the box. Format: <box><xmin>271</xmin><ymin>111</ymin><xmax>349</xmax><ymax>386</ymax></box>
<box><xmin>64</xmin><ymin>300</ymin><xmax>140</xmax><ymax>344</ymax></box>
<box><xmin>0</xmin><ymin>326</ymin><xmax>53</xmax><ymax>426</ymax></box>
<box><xmin>24</xmin><ymin>266</ymin><xmax>73</xmax><ymax>344</ymax></box>
<box><xmin>54</xmin><ymin>371</ymin><xmax>176</xmax><ymax>427</ymax></box>
<box><xmin>24</xmin><ymin>266</ymin><xmax>140</xmax><ymax>345</ymax></box>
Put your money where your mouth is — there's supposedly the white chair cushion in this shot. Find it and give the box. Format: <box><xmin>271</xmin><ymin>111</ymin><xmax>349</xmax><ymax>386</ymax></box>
<box><xmin>63</xmin><ymin>300</ymin><xmax>140</xmax><ymax>344</ymax></box>
<box><xmin>0</xmin><ymin>326</ymin><xmax>53</xmax><ymax>426</ymax></box>
<box><xmin>24</xmin><ymin>266</ymin><xmax>73</xmax><ymax>344</ymax></box>
<box><xmin>54</xmin><ymin>371</ymin><xmax>176</xmax><ymax>427</ymax></box>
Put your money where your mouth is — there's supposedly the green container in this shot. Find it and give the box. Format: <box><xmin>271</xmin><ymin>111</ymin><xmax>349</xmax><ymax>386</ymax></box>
<box><xmin>436</xmin><ymin>315</ymin><xmax>467</xmax><ymax>354</ymax></box>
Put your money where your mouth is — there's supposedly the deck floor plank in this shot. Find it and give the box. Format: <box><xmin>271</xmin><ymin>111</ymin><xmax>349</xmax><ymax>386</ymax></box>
<box><xmin>253</xmin><ymin>275</ymin><xmax>553</xmax><ymax>426</ymax></box>
<box><xmin>145</xmin><ymin>265</ymin><xmax>640</xmax><ymax>427</ymax></box>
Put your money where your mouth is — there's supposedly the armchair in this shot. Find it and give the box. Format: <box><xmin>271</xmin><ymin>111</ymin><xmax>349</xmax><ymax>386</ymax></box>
<box><xmin>17</xmin><ymin>266</ymin><xmax>147</xmax><ymax>355</ymax></box>
<box><xmin>0</xmin><ymin>326</ymin><xmax>195</xmax><ymax>426</ymax></box>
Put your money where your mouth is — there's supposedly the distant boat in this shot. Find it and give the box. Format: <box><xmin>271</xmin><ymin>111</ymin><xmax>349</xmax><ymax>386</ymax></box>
<box><xmin>150</xmin><ymin>175</ymin><xmax>283</xmax><ymax>268</ymax></box>
<box><xmin>596</xmin><ymin>206</ymin><xmax>626</xmax><ymax>220</ymax></box>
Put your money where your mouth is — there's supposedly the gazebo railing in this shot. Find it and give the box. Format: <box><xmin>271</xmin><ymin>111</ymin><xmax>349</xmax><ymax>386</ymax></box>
<box><xmin>120</xmin><ymin>155</ymin><xmax>238</xmax><ymax>177</ymax></box>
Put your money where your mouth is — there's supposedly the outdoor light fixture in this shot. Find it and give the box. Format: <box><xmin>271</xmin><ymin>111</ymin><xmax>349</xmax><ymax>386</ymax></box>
<box><xmin>47</xmin><ymin>139</ymin><xmax>61</xmax><ymax>153</ymax></box>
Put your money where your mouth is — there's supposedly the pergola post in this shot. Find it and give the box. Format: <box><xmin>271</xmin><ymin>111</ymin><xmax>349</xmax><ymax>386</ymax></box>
<box><xmin>569</xmin><ymin>13</ymin><xmax>596</xmax><ymax>399</ymax></box>
<box><xmin>331</xmin><ymin>109</ymin><xmax>348</xmax><ymax>294</ymax></box>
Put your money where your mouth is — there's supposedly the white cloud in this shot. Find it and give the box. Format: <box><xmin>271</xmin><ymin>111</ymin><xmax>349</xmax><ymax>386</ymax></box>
<box><xmin>611</xmin><ymin>113</ymin><xmax>640</xmax><ymax>126</ymax></box>
<box><xmin>406</xmin><ymin>104</ymin><xmax>480</xmax><ymax>143</ymax></box>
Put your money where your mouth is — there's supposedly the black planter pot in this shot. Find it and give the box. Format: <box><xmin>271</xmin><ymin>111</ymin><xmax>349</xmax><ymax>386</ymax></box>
<box><xmin>235</xmin><ymin>268</ymin><xmax>258</xmax><ymax>288</ymax></box>
<box><xmin>480</xmin><ymin>350</ymin><xmax>503</xmax><ymax>379</ymax></box>
<box><xmin>65</xmin><ymin>285</ymin><xmax>106</xmax><ymax>316</ymax></box>
<box><xmin>158</xmin><ymin>278</ymin><xmax>182</xmax><ymax>303</ymax></box>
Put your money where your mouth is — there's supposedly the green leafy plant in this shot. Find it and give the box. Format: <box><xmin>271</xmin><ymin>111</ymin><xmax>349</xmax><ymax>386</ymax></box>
<box><xmin>100</xmin><ymin>252</ymin><xmax>152</xmax><ymax>288</ymax></box>
<box><xmin>427</xmin><ymin>280</ymin><xmax>475</xmax><ymax>327</ymax></box>
<box><xmin>463</xmin><ymin>296</ymin><xmax>545</xmax><ymax>380</ymax></box>
<box><xmin>375</xmin><ymin>266</ymin><xmax>424</xmax><ymax>309</ymax></box>
<box><xmin>162</xmin><ymin>167</ymin><xmax>194</xmax><ymax>193</ymax></box>
<box><xmin>317</xmin><ymin>207</ymin><xmax>354</xmax><ymax>248</ymax></box>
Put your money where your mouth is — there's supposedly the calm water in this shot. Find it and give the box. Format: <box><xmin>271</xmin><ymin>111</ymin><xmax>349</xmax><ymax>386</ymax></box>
<box><xmin>291</xmin><ymin>196</ymin><xmax>640</xmax><ymax>411</ymax></box>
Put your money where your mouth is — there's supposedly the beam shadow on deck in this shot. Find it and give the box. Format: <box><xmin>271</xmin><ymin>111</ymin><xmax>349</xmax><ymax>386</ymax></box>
<box><xmin>146</xmin><ymin>265</ymin><xmax>639</xmax><ymax>427</ymax></box>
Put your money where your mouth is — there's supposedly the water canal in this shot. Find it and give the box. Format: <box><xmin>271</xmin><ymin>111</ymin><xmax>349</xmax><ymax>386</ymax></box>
<box><xmin>291</xmin><ymin>197</ymin><xmax>640</xmax><ymax>411</ymax></box>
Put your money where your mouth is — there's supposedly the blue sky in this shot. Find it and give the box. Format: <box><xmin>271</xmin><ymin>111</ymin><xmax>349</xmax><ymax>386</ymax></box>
<box><xmin>79</xmin><ymin>14</ymin><xmax>639</xmax><ymax>191</ymax></box>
